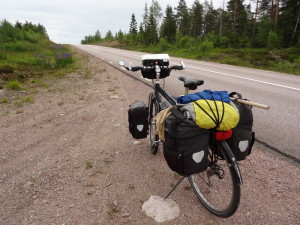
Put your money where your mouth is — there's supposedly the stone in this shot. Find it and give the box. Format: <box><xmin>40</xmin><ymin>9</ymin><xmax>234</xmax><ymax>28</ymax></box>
<box><xmin>142</xmin><ymin>195</ymin><xmax>179</xmax><ymax>223</ymax></box>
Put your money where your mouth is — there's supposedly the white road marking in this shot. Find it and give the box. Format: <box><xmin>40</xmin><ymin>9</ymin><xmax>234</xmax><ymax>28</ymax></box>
<box><xmin>187</xmin><ymin>66</ymin><xmax>300</xmax><ymax>91</ymax></box>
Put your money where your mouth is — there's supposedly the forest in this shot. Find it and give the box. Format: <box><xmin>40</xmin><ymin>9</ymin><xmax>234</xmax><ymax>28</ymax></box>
<box><xmin>81</xmin><ymin>0</ymin><xmax>300</xmax><ymax>74</ymax></box>
<box><xmin>81</xmin><ymin>0</ymin><xmax>299</xmax><ymax>48</ymax></box>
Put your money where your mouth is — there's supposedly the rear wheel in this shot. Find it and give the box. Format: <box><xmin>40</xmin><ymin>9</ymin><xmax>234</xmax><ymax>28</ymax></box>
<box><xmin>148</xmin><ymin>92</ymin><xmax>159</xmax><ymax>155</ymax></box>
<box><xmin>188</xmin><ymin>142</ymin><xmax>241</xmax><ymax>218</ymax></box>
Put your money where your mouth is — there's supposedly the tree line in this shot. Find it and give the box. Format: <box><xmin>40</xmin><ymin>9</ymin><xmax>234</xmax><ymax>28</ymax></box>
<box><xmin>81</xmin><ymin>0</ymin><xmax>299</xmax><ymax>49</ymax></box>
<box><xmin>0</xmin><ymin>19</ymin><xmax>49</xmax><ymax>44</ymax></box>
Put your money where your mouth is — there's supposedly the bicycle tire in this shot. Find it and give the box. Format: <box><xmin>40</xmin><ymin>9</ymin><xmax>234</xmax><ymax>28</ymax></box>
<box><xmin>188</xmin><ymin>141</ymin><xmax>241</xmax><ymax>218</ymax></box>
<box><xmin>148</xmin><ymin>92</ymin><xmax>159</xmax><ymax>155</ymax></box>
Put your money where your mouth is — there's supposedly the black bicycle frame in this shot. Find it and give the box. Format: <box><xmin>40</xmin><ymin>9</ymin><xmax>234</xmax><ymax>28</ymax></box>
<box><xmin>153</xmin><ymin>81</ymin><xmax>177</xmax><ymax>112</ymax></box>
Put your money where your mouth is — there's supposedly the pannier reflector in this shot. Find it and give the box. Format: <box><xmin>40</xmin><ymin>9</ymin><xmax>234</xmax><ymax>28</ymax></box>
<box><xmin>215</xmin><ymin>130</ymin><xmax>232</xmax><ymax>141</ymax></box>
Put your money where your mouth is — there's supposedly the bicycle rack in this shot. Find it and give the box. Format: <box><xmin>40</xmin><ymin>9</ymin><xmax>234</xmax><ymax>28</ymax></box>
<box><xmin>164</xmin><ymin>176</ymin><xmax>186</xmax><ymax>200</ymax></box>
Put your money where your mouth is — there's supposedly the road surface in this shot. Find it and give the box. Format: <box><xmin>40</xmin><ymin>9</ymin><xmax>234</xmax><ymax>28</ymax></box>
<box><xmin>74</xmin><ymin>45</ymin><xmax>300</xmax><ymax>164</ymax></box>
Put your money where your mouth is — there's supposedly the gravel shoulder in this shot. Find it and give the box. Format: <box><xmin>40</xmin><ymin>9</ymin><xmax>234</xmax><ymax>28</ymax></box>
<box><xmin>0</xmin><ymin>48</ymin><xmax>299</xmax><ymax>225</ymax></box>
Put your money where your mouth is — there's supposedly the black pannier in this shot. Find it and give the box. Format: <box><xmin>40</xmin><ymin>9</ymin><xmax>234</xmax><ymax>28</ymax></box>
<box><xmin>163</xmin><ymin>108</ymin><xmax>210</xmax><ymax>176</ymax></box>
<box><xmin>141</xmin><ymin>67</ymin><xmax>170</xmax><ymax>79</ymax></box>
<box><xmin>128</xmin><ymin>101</ymin><xmax>148</xmax><ymax>139</ymax></box>
<box><xmin>226</xmin><ymin>92</ymin><xmax>255</xmax><ymax>160</ymax></box>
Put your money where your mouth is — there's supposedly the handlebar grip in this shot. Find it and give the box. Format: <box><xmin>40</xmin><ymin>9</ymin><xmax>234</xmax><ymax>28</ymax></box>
<box><xmin>170</xmin><ymin>65</ymin><xmax>183</xmax><ymax>70</ymax></box>
<box><xmin>131</xmin><ymin>66</ymin><xmax>143</xmax><ymax>72</ymax></box>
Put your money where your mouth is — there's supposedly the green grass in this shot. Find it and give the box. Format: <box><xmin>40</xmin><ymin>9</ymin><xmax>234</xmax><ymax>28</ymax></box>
<box><xmin>6</xmin><ymin>80</ymin><xmax>23</xmax><ymax>90</ymax></box>
<box><xmin>0</xmin><ymin>38</ymin><xmax>77</xmax><ymax>92</ymax></box>
<box><xmin>0</xmin><ymin>98</ymin><xmax>9</xmax><ymax>103</ymax></box>
<box><xmin>21</xmin><ymin>96</ymin><xmax>34</xmax><ymax>103</ymax></box>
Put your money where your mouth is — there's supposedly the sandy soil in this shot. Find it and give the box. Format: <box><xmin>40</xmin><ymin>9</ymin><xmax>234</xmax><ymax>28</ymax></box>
<box><xmin>0</xmin><ymin>48</ymin><xmax>299</xmax><ymax>225</ymax></box>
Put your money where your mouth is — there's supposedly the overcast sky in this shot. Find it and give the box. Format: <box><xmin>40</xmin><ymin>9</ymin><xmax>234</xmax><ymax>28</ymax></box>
<box><xmin>1</xmin><ymin>0</ymin><xmax>249</xmax><ymax>44</ymax></box>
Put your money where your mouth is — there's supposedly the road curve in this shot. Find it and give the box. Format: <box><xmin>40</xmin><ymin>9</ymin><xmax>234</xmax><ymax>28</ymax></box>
<box><xmin>74</xmin><ymin>45</ymin><xmax>300</xmax><ymax>164</ymax></box>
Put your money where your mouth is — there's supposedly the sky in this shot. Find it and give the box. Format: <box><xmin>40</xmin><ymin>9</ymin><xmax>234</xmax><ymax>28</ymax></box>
<box><xmin>1</xmin><ymin>0</ymin><xmax>249</xmax><ymax>44</ymax></box>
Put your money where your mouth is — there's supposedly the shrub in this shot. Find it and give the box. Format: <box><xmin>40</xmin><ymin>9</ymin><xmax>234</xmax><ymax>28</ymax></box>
<box><xmin>294</xmin><ymin>57</ymin><xmax>300</xmax><ymax>69</ymax></box>
<box><xmin>218</xmin><ymin>36</ymin><xmax>230</xmax><ymax>48</ymax></box>
<box><xmin>158</xmin><ymin>38</ymin><xmax>170</xmax><ymax>51</ymax></box>
<box><xmin>267</xmin><ymin>31</ymin><xmax>282</xmax><ymax>49</ymax></box>
<box><xmin>199</xmin><ymin>40</ymin><xmax>214</xmax><ymax>56</ymax></box>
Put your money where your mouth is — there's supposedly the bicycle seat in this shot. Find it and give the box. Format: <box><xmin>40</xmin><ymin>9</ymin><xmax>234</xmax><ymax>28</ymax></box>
<box><xmin>178</xmin><ymin>76</ymin><xmax>204</xmax><ymax>90</ymax></box>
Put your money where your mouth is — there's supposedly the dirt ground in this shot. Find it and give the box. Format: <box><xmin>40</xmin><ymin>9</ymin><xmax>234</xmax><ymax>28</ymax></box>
<box><xmin>0</xmin><ymin>48</ymin><xmax>299</xmax><ymax>225</ymax></box>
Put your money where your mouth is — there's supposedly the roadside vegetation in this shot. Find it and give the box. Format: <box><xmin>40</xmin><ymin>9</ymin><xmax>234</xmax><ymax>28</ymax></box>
<box><xmin>81</xmin><ymin>0</ymin><xmax>300</xmax><ymax>75</ymax></box>
<box><xmin>0</xmin><ymin>19</ymin><xmax>77</xmax><ymax>110</ymax></box>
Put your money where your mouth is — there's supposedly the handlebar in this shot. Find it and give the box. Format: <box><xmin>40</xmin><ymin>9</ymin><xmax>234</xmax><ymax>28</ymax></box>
<box><xmin>170</xmin><ymin>65</ymin><xmax>184</xmax><ymax>70</ymax></box>
<box><xmin>119</xmin><ymin>59</ymin><xmax>185</xmax><ymax>75</ymax></box>
<box><xmin>123</xmin><ymin>65</ymin><xmax>184</xmax><ymax>72</ymax></box>
<box><xmin>130</xmin><ymin>66</ymin><xmax>143</xmax><ymax>72</ymax></box>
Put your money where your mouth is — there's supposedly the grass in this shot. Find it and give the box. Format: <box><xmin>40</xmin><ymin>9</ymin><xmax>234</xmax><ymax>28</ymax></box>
<box><xmin>1</xmin><ymin>98</ymin><xmax>9</xmax><ymax>103</ymax></box>
<box><xmin>21</xmin><ymin>96</ymin><xmax>34</xmax><ymax>103</ymax></box>
<box><xmin>0</xmin><ymin>39</ymin><xmax>82</xmax><ymax>114</ymax></box>
<box><xmin>0</xmin><ymin>39</ymin><xmax>78</xmax><ymax>92</ymax></box>
<box><xmin>6</xmin><ymin>80</ymin><xmax>23</xmax><ymax>90</ymax></box>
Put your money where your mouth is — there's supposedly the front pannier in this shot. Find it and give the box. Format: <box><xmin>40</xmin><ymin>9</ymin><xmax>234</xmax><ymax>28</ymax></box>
<box><xmin>226</xmin><ymin>92</ymin><xmax>255</xmax><ymax>160</ymax></box>
<box><xmin>128</xmin><ymin>101</ymin><xmax>148</xmax><ymax>139</ymax></box>
<box><xmin>141</xmin><ymin>67</ymin><xmax>170</xmax><ymax>79</ymax></box>
<box><xmin>163</xmin><ymin>109</ymin><xmax>210</xmax><ymax>176</ymax></box>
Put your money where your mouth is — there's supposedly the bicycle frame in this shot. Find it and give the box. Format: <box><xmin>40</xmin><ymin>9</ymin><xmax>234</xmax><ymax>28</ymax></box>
<box><xmin>152</xmin><ymin>80</ymin><xmax>176</xmax><ymax>111</ymax></box>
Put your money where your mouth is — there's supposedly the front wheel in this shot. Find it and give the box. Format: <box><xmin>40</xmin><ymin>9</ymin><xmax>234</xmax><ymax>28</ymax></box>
<box><xmin>148</xmin><ymin>92</ymin><xmax>159</xmax><ymax>155</ymax></box>
<box><xmin>188</xmin><ymin>142</ymin><xmax>241</xmax><ymax>218</ymax></box>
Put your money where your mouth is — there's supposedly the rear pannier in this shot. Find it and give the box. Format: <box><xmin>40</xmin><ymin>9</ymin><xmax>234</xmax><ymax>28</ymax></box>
<box><xmin>128</xmin><ymin>101</ymin><xmax>148</xmax><ymax>139</ymax></box>
<box><xmin>163</xmin><ymin>108</ymin><xmax>210</xmax><ymax>176</ymax></box>
<box><xmin>226</xmin><ymin>92</ymin><xmax>255</xmax><ymax>160</ymax></box>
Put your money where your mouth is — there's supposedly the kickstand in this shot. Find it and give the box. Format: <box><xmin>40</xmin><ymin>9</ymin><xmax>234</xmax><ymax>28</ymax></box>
<box><xmin>164</xmin><ymin>176</ymin><xmax>186</xmax><ymax>200</ymax></box>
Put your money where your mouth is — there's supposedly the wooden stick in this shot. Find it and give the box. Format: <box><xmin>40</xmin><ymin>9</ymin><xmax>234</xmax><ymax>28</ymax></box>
<box><xmin>230</xmin><ymin>97</ymin><xmax>270</xmax><ymax>110</ymax></box>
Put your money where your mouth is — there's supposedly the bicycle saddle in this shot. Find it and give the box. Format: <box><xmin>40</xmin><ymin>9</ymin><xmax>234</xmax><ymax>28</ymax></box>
<box><xmin>178</xmin><ymin>76</ymin><xmax>204</xmax><ymax>90</ymax></box>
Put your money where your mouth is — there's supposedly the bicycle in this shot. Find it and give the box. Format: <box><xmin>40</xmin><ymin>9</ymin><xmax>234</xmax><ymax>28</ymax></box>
<box><xmin>119</xmin><ymin>54</ymin><xmax>243</xmax><ymax>218</ymax></box>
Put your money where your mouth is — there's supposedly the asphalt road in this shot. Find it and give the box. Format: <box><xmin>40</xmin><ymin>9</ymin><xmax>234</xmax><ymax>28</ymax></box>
<box><xmin>74</xmin><ymin>45</ymin><xmax>300</xmax><ymax>164</ymax></box>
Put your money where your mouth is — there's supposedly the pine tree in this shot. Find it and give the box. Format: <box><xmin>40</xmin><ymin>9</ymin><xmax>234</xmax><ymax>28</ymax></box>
<box><xmin>142</xmin><ymin>3</ymin><xmax>149</xmax><ymax>31</ymax></box>
<box><xmin>129</xmin><ymin>13</ymin><xmax>138</xmax><ymax>35</ymax></box>
<box><xmin>160</xmin><ymin>5</ymin><xmax>177</xmax><ymax>43</ymax></box>
<box><xmin>143</xmin><ymin>0</ymin><xmax>162</xmax><ymax>45</ymax></box>
<box><xmin>149</xmin><ymin>0</ymin><xmax>163</xmax><ymax>27</ymax></box>
<box><xmin>175</xmin><ymin>0</ymin><xmax>191</xmax><ymax>36</ymax></box>
<box><xmin>226</xmin><ymin>0</ymin><xmax>249</xmax><ymax>35</ymax></box>
<box><xmin>191</xmin><ymin>0</ymin><xmax>204</xmax><ymax>38</ymax></box>
<box><xmin>95</xmin><ymin>30</ymin><xmax>101</xmax><ymax>42</ymax></box>
<box><xmin>105</xmin><ymin>30</ymin><xmax>113</xmax><ymax>40</ymax></box>
<box><xmin>145</xmin><ymin>12</ymin><xmax>159</xmax><ymax>44</ymax></box>
<box><xmin>203</xmin><ymin>1</ymin><xmax>219</xmax><ymax>35</ymax></box>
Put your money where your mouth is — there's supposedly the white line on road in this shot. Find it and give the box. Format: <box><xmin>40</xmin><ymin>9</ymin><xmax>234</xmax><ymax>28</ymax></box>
<box><xmin>187</xmin><ymin>66</ymin><xmax>300</xmax><ymax>91</ymax></box>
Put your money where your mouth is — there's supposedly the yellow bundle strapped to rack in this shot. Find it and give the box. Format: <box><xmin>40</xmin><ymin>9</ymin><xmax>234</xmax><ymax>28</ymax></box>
<box><xmin>181</xmin><ymin>100</ymin><xmax>240</xmax><ymax>131</ymax></box>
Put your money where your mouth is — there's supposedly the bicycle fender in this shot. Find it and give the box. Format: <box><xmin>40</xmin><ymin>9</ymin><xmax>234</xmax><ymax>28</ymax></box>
<box><xmin>220</xmin><ymin>141</ymin><xmax>243</xmax><ymax>185</ymax></box>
